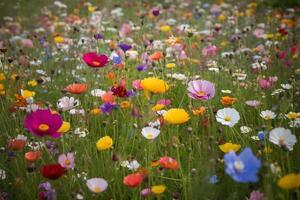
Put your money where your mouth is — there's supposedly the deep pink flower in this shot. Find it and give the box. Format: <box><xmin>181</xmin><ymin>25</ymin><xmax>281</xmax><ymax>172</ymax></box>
<box><xmin>82</xmin><ymin>52</ymin><xmax>108</xmax><ymax>68</ymax></box>
<box><xmin>202</xmin><ymin>45</ymin><xmax>217</xmax><ymax>57</ymax></box>
<box><xmin>24</xmin><ymin>109</ymin><xmax>63</xmax><ymax>138</ymax></box>
<box><xmin>258</xmin><ymin>79</ymin><xmax>272</xmax><ymax>90</ymax></box>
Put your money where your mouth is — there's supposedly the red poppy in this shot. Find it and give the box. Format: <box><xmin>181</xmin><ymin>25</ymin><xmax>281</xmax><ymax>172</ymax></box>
<box><xmin>123</xmin><ymin>173</ymin><xmax>144</xmax><ymax>188</ymax></box>
<box><xmin>159</xmin><ymin>156</ymin><xmax>179</xmax><ymax>170</ymax></box>
<box><xmin>149</xmin><ymin>51</ymin><xmax>164</xmax><ymax>61</ymax></box>
<box><xmin>82</xmin><ymin>52</ymin><xmax>108</xmax><ymax>68</ymax></box>
<box><xmin>8</xmin><ymin>139</ymin><xmax>26</xmax><ymax>151</ymax></box>
<box><xmin>64</xmin><ymin>83</ymin><xmax>87</xmax><ymax>94</ymax></box>
<box><xmin>40</xmin><ymin>164</ymin><xmax>65</xmax><ymax>180</ymax></box>
<box><xmin>25</xmin><ymin>151</ymin><xmax>41</xmax><ymax>162</ymax></box>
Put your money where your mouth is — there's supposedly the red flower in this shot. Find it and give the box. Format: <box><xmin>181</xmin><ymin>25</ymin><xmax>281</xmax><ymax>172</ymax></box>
<box><xmin>159</xmin><ymin>156</ymin><xmax>179</xmax><ymax>170</ymax></box>
<box><xmin>40</xmin><ymin>164</ymin><xmax>65</xmax><ymax>180</ymax></box>
<box><xmin>123</xmin><ymin>173</ymin><xmax>144</xmax><ymax>188</ymax></box>
<box><xmin>111</xmin><ymin>79</ymin><xmax>128</xmax><ymax>97</ymax></box>
<box><xmin>83</xmin><ymin>52</ymin><xmax>108</xmax><ymax>68</ymax></box>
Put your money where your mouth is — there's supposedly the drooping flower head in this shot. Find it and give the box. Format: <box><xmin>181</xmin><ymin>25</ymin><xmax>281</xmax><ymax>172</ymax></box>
<box><xmin>24</xmin><ymin>109</ymin><xmax>63</xmax><ymax>138</ymax></box>
<box><xmin>224</xmin><ymin>147</ymin><xmax>261</xmax><ymax>183</ymax></box>
<box><xmin>187</xmin><ymin>80</ymin><xmax>215</xmax><ymax>101</ymax></box>
<box><xmin>82</xmin><ymin>52</ymin><xmax>108</xmax><ymax>68</ymax></box>
<box><xmin>86</xmin><ymin>178</ymin><xmax>108</xmax><ymax>193</ymax></box>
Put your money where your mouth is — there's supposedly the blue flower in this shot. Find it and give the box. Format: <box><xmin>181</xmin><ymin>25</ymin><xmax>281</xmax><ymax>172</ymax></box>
<box><xmin>224</xmin><ymin>147</ymin><xmax>261</xmax><ymax>183</ymax></box>
<box><xmin>112</xmin><ymin>55</ymin><xmax>122</xmax><ymax>64</ymax></box>
<box><xmin>258</xmin><ymin>131</ymin><xmax>266</xmax><ymax>141</ymax></box>
<box><xmin>100</xmin><ymin>103</ymin><xmax>118</xmax><ymax>115</ymax></box>
<box><xmin>209</xmin><ymin>175</ymin><xmax>219</xmax><ymax>184</ymax></box>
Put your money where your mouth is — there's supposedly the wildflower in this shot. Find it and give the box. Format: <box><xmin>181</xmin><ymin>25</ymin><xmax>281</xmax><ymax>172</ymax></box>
<box><xmin>86</xmin><ymin>178</ymin><xmax>108</xmax><ymax>193</ymax></box>
<box><xmin>0</xmin><ymin>169</ymin><xmax>6</xmax><ymax>180</ymax></box>
<box><xmin>57</xmin><ymin>96</ymin><xmax>79</xmax><ymax>111</ymax></box>
<box><xmin>38</xmin><ymin>182</ymin><xmax>56</xmax><ymax>200</ymax></box>
<box><xmin>286</xmin><ymin>112</ymin><xmax>300</xmax><ymax>119</ymax></box>
<box><xmin>187</xmin><ymin>80</ymin><xmax>215</xmax><ymax>101</ymax></box>
<box><xmin>149</xmin><ymin>51</ymin><xmax>164</xmax><ymax>61</ymax></box>
<box><xmin>25</xmin><ymin>151</ymin><xmax>41</xmax><ymax>162</ymax></box>
<box><xmin>220</xmin><ymin>96</ymin><xmax>237</xmax><ymax>106</ymax></box>
<box><xmin>91</xmin><ymin>89</ymin><xmax>106</xmax><ymax>97</ymax></box>
<box><xmin>192</xmin><ymin>106</ymin><xmax>206</xmax><ymax>115</ymax></box>
<box><xmin>216</xmin><ymin>108</ymin><xmax>240</xmax><ymax>127</ymax></box>
<box><xmin>269</xmin><ymin>128</ymin><xmax>297</xmax><ymax>151</ymax></box>
<box><xmin>245</xmin><ymin>100</ymin><xmax>260</xmax><ymax>107</ymax></box>
<box><xmin>163</xmin><ymin>108</ymin><xmax>190</xmax><ymax>124</ymax></box>
<box><xmin>8</xmin><ymin>135</ymin><xmax>27</xmax><ymax>151</ymax></box>
<box><xmin>123</xmin><ymin>173</ymin><xmax>144</xmax><ymax>188</ymax></box>
<box><xmin>246</xmin><ymin>190</ymin><xmax>265</xmax><ymax>200</ymax></box>
<box><xmin>141</xmin><ymin>126</ymin><xmax>160</xmax><ymax>140</ymax></box>
<box><xmin>152</xmin><ymin>104</ymin><xmax>165</xmax><ymax>111</ymax></box>
<box><xmin>121</xmin><ymin>160</ymin><xmax>140</xmax><ymax>171</ymax></box>
<box><xmin>260</xmin><ymin>110</ymin><xmax>276</xmax><ymax>120</ymax></box>
<box><xmin>277</xmin><ymin>173</ymin><xmax>300</xmax><ymax>189</ymax></box>
<box><xmin>160</xmin><ymin>25</ymin><xmax>171</xmax><ymax>32</ymax></box>
<box><xmin>100</xmin><ymin>102</ymin><xmax>118</xmax><ymax>115</ymax></box>
<box><xmin>120</xmin><ymin>101</ymin><xmax>131</xmax><ymax>108</ymax></box>
<box><xmin>64</xmin><ymin>83</ymin><xmax>87</xmax><ymax>94</ymax></box>
<box><xmin>96</xmin><ymin>136</ymin><xmax>113</xmax><ymax>150</ymax></box>
<box><xmin>82</xmin><ymin>52</ymin><xmax>108</xmax><ymax>68</ymax></box>
<box><xmin>28</xmin><ymin>80</ymin><xmax>37</xmax><ymax>87</ymax></box>
<box><xmin>165</xmin><ymin>63</ymin><xmax>176</xmax><ymax>68</ymax></box>
<box><xmin>24</xmin><ymin>109</ymin><xmax>63</xmax><ymax>138</ymax></box>
<box><xmin>224</xmin><ymin>147</ymin><xmax>261</xmax><ymax>183</ymax></box>
<box><xmin>140</xmin><ymin>188</ymin><xmax>152</xmax><ymax>197</ymax></box>
<box><xmin>40</xmin><ymin>164</ymin><xmax>65</xmax><ymax>180</ymax></box>
<box><xmin>240</xmin><ymin>126</ymin><xmax>252</xmax><ymax>133</ymax></box>
<box><xmin>57</xmin><ymin>121</ymin><xmax>70</xmax><ymax>133</ymax></box>
<box><xmin>219</xmin><ymin>143</ymin><xmax>241</xmax><ymax>153</ymax></box>
<box><xmin>58</xmin><ymin>153</ymin><xmax>75</xmax><ymax>169</ymax></box>
<box><xmin>54</xmin><ymin>36</ymin><xmax>64</xmax><ymax>43</ymax></box>
<box><xmin>159</xmin><ymin>156</ymin><xmax>179</xmax><ymax>170</ymax></box>
<box><xmin>90</xmin><ymin>108</ymin><xmax>101</xmax><ymax>115</ymax></box>
<box><xmin>141</xmin><ymin>77</ymin><xmax>169</xmax><ymax>94</ymax></box>
<box><xmin>21</xmin><ymin>89</ymin><xmax>36</xmax><ymax>99</ymax></box>
<box><xmin>151</xmin><ymin>185</ymin><xmax>166</xmax><ymax>195</ymax></box>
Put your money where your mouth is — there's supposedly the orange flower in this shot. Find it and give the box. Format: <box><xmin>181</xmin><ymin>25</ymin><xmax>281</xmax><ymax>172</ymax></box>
<box><xmin>8</xmin><ymin>139</ymin><xmax>26</xmax><ymax>151</ymax></box>
<box><xmin>64</xmin><ymin>83</ymin><xmax>87</xmax><ymax>94</ymax></box>
<box><xmin>106</xmin><ymin>72</ymin><xmax>116</xmax><ymax>80</ymax></box>
<box><xmin>25</xmin><ymin>151</ymin><xmax>41</xmax><ymax>162</ymax></box>
<box><xmin>149</xmin><ymin>51</ymin><xmax>164</xmax><ymax>61</ymax></box>
<box><xmin>90</xmin><ymin>108</ymin><xmax>101</xmax><ymax>115</ymax></box>
<box><xmin>101</xmin><ymin>91</ymin><xmax>115</xmax><ymax>103</ymax></box>
<box><xmin>14</xmin><ymin>94</ymin><xmax>27</xmax><ymax>107</ymax></box>
<box><xmin>192</xmin><ymin>106</ymin><xmax>206</xmax><ymax>116</ymax></box>
<box><xmin>220</xmin><ymin>96</ymin><xmax>237</xmax><ymax>106</ymax></box>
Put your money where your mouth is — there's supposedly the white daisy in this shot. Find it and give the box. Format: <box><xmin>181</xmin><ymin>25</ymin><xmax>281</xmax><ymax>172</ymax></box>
<box><xmin>260</xmin><ymin>110</ymin><xmax>276</xmax><ymax>120</ymax></box>
<box><xmin>57</xmin><ymin>96</ymin><xmax>79</xmax><ymax>111</ymax></box>
<box><xmin>269</xmin><ymin>128</ymin><xmax>297</xmax><ymax>151</ymax></box>
<box><xmin>216</xmin><ymin>108</ymin><xmax>240</xmax><ymax>127</ymax></box>
<box><xmin>281</xmin><ymin>84</ymin><xmax>292</xmax><ymax>90</ymax></box>
<box><xmin>90</xmin><ymin>89</ymin><xmax>106</xmax><ymax>97</ymax></box>
<box><xmin>126</xmin><ymin>160</ymin><xmax>140</xmax><ymax>170</ymax></box>
<box><xmin>141</xmin><ymin>126</ymin><xmax>160</xmax><ymax>140</ymax></box>
<box><xmin>240</xmin><ymin>126</ymin><xmax>252</xmax><ymax>133</ymax></box>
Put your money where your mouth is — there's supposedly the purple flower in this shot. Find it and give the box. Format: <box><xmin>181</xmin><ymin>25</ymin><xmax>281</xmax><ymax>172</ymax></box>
<box><xmin>58</xmin><ymin>153</ymin><xmax>75</xmax><ymax>169</ymax></box>
<box><xmin>136</xmin><ymin>64</ymin><xmax>148</xmax><ymax>71</ymax></box>
<box><xmin>118</xmin><ymin>43</ymin><xmax>132</xmax><ymax>52</ymax></box>
<box><xmin>224</xmin><ymin>147</ymin><xmax>261</xmax><ymax>183</ymax></box>
<box><xmin>100</xmin><ymin>103</ymin><xmax>118</xmax><ymax>115</ymax></box>
<box><xmin>187</xmin><ymin>80</ymin><xmax>215</xmax><ymax>101</ymax></box>
<box><xmin>94</xmin><ymin>33</ymin><xmax>104</xmax><ymax>40</ymax></box>
<box><xmin>24</xmin><ymin>109</ymin><xmax>63</xmax><ymax>138</ymax></box>
<box><xmin>38</xmin><ymin>182</ymin><xmax>56</xmax><ymax>200</ymax></box>
<box><xmin>246</xmin><ymin>190</ymin><xmax>265</xmax><ymax>200</ymax></box>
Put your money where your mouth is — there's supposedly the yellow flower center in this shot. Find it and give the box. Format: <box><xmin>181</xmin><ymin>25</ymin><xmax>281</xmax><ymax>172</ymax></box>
<box><xmin>92</xmin><ymin>61</ymin><xmax>100</xmax><ymax>66</ymax></box>
<box><xmin>224</xmin><ymin>116</ymin><xmax>231</xmax><ymax>121</ymax></box>
<box><xmin>264</xmin><ymin>115</ymin><xmax>271</xmax><ymax>120</ymax></box>
<box><xmin>146</xmin><ymin>133</ymin><xmax>154</xmax><ymax>139</ymax></box>
<box><xmin>93</xmin><ymin>186</ymin><xmax>102</xmax><ymax>193</ymax></box>
<box><xmin>38</xmin><ymin>124</ymin><xmax>49</xmax><ymax>132</ymax></box>
<box><xmin>234</xmin><ymin>160</ymin><xmax>244</xmax><ymax>171</ymax></box>
<box><xmin>65</xmin><ymin>159</ymin><xmax>71</xmax><ymax>165</ymax></box>
<box><xmin>197</xmin><ymin>91</ymin><xmax>206</xmax><ymax>96</ymax></box>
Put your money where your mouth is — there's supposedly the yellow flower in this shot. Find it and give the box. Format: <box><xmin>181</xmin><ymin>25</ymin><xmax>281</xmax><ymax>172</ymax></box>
<box><xmin>263</xmin><ymin>147</ymin><xmax>272</xmax><ymax>154</ymax></box>
<box><xmin>277</xmin><ymin>173</ymin><xmax>300</xmax><ymax>190</ymax></box>
<box><xmin>151</xmin><ymin>185</ymin><xmax>166</xmax><ymax>195</ymax></box>
<box><xmin>163</xmin><ymin>108</ymin><xmax>190</xmax><ymax>124</ymax></box>
<box><xmin>54</xmin><ymin>36</ymin><xmax>64</xmax><ymax>43</ymax></box>
<box><xmin>0</xmin><ymin>73</ymin><xmax>5</xmax><ymax>81</ymax></box>
<box><xmin>286</xmin><ymin>112</ymin><xmax>300</xmax><ymax>119</ymax></box>
<box><xmin>160</xmin><ymin>25</ymin><xmax>171</xmax><ymax>32</ymax></box>
<box><xmin>165</xmin><ymin>63</ymin><xmax>176</xmax><ymax>69</ymax></box>
<box><xmin>219</xmin><ymin>143</ymin><xmax>241</xmax><ymax>153</ymax></box>
<box><xmin>58</xmin><ymin>121</ymin><xmax>71</xmax><ymax>133</ymax></box>
<box><xmin>21</xmin><ymin>90</ymin><xmax>35</xmax><ymax>98</ymax></box>
<box><xmin>11</xmin><ymin>74</ymin><xmax>19</xmax><ymax>80</ymax></box>
<box><xmin>88</xmin><ymin>5</ymin><xmax>96</xmax><ymax>12</ymax></box>
<box><xmin>152</xmin><ymin>104</ymin><xmax>165</xmax><ymax>111</ymax></box>
<box><xmin>90</xmin><ymin>108</ymin><xmax>101</xmax><ymax>115</ymax></box>
<box><xmin>141</xmin><ymin>77</ymin><xmax>169</xmax><ymax>94</ymax></box>
<box><xmin>120</xmin><ymin>101</ymin><xmax>131</xmax><ymax>108</ymax></box>
<box><xmin>27</xmin><ymin>80</ymin><xmax>37</xmax><ymax>87</ymax></box>
<box><xmin>96</xmin><ymin>136</ymin><xmax>113</xmax><ymax>150</ymax></box>
<box><xmin>218</xmin><ymin>14</ymin><xmax>226</xmax><ymax>21</ymax></box>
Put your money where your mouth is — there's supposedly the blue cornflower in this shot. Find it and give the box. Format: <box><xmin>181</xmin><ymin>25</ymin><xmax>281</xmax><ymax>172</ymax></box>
<box><xmin>209</xmin><ymin>175</ymin><xmax>219</xmax><ymax>184</ymax></box>
<box><xmin>224</xmin><ymin>147</ymin><xmax>261</xmax><ymax>183</ymax></box>
<box><xmin>112</xmin><ymin>55</ymin><xmax>122</xmax><ymax>64</ymax></box>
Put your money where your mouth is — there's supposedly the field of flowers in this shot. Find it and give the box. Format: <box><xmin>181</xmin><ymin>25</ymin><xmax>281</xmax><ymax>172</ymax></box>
<box><xmin>0</xmin><ymin>0</ymin><xmax>299</xmax><ymax>199</ymax></box>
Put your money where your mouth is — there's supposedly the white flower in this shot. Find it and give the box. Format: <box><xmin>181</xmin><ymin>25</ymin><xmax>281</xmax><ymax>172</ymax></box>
<box><xmin>90</xmin><ymin>89</ymin><xmax>105</xmax><ymax>97</ymax></box>
<box><xmin>125</xmin><ymin>160</ymin><xmax>140</xmax><ymax>170</ymax></box>
<box><xmin>260</xmin><ymin>110</ymin><xmax>276</xmax><ymax>120</ymax></box>
<box><xmin>148</xmin><ymin>120</ymin><xmax>161</xmax><ymax>129</ymax></box>
<box><xmin>281</xmin><ymin>84</ymin><xmax>292</xmax><ymax>90</ymax></box>
<box><xmin>0</xmin><ymin>169</ymin><xmax>6</xmax><ymax>180</ymax></box>
<box><xmin>221</xmin><ymin>90</ymin><xmax>232</xmax><ymax>94</ymax></box>
<box><xmin>269</xmin><ymin>128</ymin><xmax>297</xmax><ymax>151</ymax></box>
<box><xmin>57</xmin><ymin>96</ymin><xmax>80</xmax><ymax>111</ymax></box>
<box><xmin>216</xmin><ymin>108</ymin><xmax>240</xmax><ymax>127</ymax></box>
<box><xmin>69</xmin><ymin>109</ymin><xmax>85</xmax><ymax>115</ymax></box>
<box><xmin>74</xmin><ymin>128</ymin><xmax>89</xmax><ymax>138</ymax></box>
<box><xmin>271</xmin><ymin>89</ymin><xmax>285</xmax><ymax>96</ymax></box>
<box><xmin>126</xmin><ymin>50</ymin><xmax>139</xmax><ymax>60</ymax></box>
<box><xmin>289</xmin><ymin>118</ymin><xmax>300</xmax><ymax>128</ymax></box>
<box><xmin>240</xmin><ymin>126</ymin><xmax>252</xmax><ymax>133</ymax></box>
<box><xmin>141</xmin><ymin>126</ymin><xmax>160</xmax><ymax>140</ymax></box>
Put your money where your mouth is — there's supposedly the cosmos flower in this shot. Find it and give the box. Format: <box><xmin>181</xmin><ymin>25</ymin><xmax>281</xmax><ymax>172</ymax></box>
<box><xmin>260</xmin><ymin>110</ymin><xmax>276</xmax><ymax>120</ymax></box>
<box><xmin>163</xmin><ymin>108</ymin><xmax>190</xmax><ymax>124</ymax></box>
<box><xmin>187</xmin><ymin>80</ymin><xmax>215</xmax><ymax>101</ymax></box>
<box><xmin>96</xmin><ymin>136</ymin><xmax>113</xmax><ymax>150</ymax></box>
<box><xmin>216</xmin><ymin>108</ymin><xmax>240</xmax><ymax>127</ymax></box>
<box><xmin>24</xmin><ymin>109</ymin><xmax>63</xmax><ymax>138</ymax></box>
<box><xmin>58</xmin><ymin>153</ymin><xmax>75</xmax><ymax>169</ymax></box>
<box><xmin>86</xmin><ymin>178</ymin><xmax>108</xmax><ymax>193</ymax></box>
<box><xmin>82</xmin><ymin>52</ymin><xmax>108</xmax><ymax>68</ymax></box>
<box><xmin>224</xmin><ymin>147</ymin><xmax>261</xmax><ymax>183</ymax></box>
<box><xmin>269</xmin><ymin>128</ymin><xmax>297</xmax><ymax>151</ymax></box>
<box><xmin>141</xmin><ymin>126</ymin><xmax>160</xmax><ymax>140</ymax></box>
<box><xmin>57</xmin><ymin>96</ymin><xmax>79</xmax><ymax>111</ymax></box>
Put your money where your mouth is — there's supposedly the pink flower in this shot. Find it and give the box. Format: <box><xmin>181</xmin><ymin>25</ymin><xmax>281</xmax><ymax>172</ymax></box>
<box><xmin>258</xmin><ymin>79</ymin><xmax>272</xmax><ymax>90</ymax></box>
<box><xmin>252</xmin><ymin>28</ymin><xmax>264</xmax><ymax>38</ymax></box>
<box><xmin>58</xmin><ymin>153</ymin><xmax>75</xmax><ymax>169</ymax></box>
<box><xmin>157</xmin><ymin>99</ymin><xmax>171</xmax><ymax>106</ymax></box>
<box><xmin>202</xmin><ymin>45</ymin><xmax>217</xmax><ymax>57</ymax></box>
<box><xmin>82</xmin><ymin>52</ymin><xmax>108</xmax><ymax>68</ymax></box>
<box><xmin>119</xmin><ymin>23</ymin><xmax>132</xmax><ymax>38</ymax></box>
<box><xmin>132</xmin><ymin>80</ymin><xmax>143</xmax><ymax>90</ymax></box>
<box><xmin>22</xmin><ymin>39</ymin><xmax>34</xmax><ymax>48</ymax></box>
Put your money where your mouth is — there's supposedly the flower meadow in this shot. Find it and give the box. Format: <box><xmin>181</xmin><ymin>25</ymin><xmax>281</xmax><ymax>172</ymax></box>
<box><xmin>0</xmin><ymin>0</ymin><xmax>300</xmax><ymax>199</ymax></box>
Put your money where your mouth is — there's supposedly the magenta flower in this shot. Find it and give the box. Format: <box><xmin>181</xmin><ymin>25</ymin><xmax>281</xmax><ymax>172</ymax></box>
<box><xmin>58</xmin><ymin>153</ymin><xmax>75</xmax><ymax>169</ymax></box>
<box><xmin>202</xmin><ymin>45</ymin><xmax>217</xmax><ymax>57</ymax></box>
<box><xmin>187</xmin><ymin>80</ymin><xmax>215</xmax><ymax>101</ymax></box>
<box><xmin>82</xmin><ymin>52</ymin><xmax>108</xmax><ymax>68</ymax></box>
<box><xmin>24</xmin><ymin>109</ymin><xmax>63</xmax><ymax>138</ymax></box>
